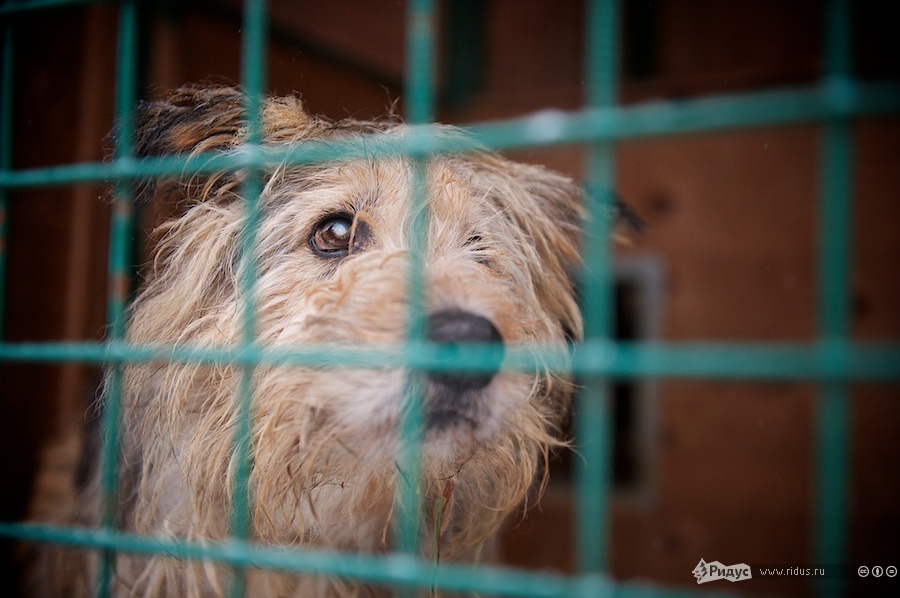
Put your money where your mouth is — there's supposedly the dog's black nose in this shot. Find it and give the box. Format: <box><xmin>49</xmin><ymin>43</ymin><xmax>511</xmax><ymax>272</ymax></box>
<box><xmin>426</xmin><ymin>310</ymin><xmax>503</xmax><ymax>393</ymax></box>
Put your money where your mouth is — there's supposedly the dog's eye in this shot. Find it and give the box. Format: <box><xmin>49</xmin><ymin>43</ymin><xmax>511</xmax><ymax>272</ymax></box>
<box><xmin>312</xmin><ymin>215</ymin><xmax>353</xmax><ymax>256</ymax></box>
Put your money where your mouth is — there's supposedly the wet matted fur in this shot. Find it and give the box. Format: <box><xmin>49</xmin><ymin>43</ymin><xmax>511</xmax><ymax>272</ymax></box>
<box><xmin>30</xmin><ymin>85</ymin><xmax>590</xmax><ymax>597</ymax></box>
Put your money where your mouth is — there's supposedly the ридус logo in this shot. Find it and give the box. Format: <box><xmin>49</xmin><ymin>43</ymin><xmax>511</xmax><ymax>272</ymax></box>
<box><xmin>693</xmin><ymin>559</ymin><xmax>752</xmax><ymax>584</ymax></box>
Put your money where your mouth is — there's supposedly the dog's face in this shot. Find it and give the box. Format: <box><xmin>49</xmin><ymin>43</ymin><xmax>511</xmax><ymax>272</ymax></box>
<box><xmin>252</xmin><ymin>155</ymin><xmax>582</xmax><ymax>454</ymax></box>
<box><xmin>124</xmin><ymin>86</ymin><xmax>583</xmax><ymax>552</ymax></box>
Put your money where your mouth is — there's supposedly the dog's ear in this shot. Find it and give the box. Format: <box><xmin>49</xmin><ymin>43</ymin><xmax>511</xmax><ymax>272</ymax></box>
<box><xmin>132</xmin><ymin>85</ymin><xmax>246</xmax><ymax>207</ymax></box>
<box><xmin>508</xmin><ymin>161</ymin><xmax>584</xmax><ymax>267</ymax></box>
<box><xmin>490</xmin><ymin>161</ymin><xmax>645</xmax><ymax>342</ymax></box>
<box><xmin>508</xmin><ymin>162</ymin><xmax>585</xmax><ymax>342</ymax></box>
<box><xmin>470</xmin><ymin>156</ymin><xmax>585</xmax><ymax>342</ymax></box>
<box><xmin>135</xmin><ymin>85</ymin><xmax>245</xmax><ymax>161</ymax></box>
<box><xmin>133</xmin><ymin>85</ymin><xmax>314</xmax><ymax>206</ymax></box>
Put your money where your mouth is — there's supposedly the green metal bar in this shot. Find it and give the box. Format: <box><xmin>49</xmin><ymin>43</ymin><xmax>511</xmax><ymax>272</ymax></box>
<box><xmin>0</xmin><ymin>0</ymin><xmax>113</xmax><ymax>18</ymax></box>
<box><xmin>816</xmin><ymin>1</ymin><xmax>853</xmax><ymax>596</ymax></box>
<box><xmin>575</xmin><ymin>0</ymin><xmax>620</xmax><ymax>575</ymax></box>
<box><xmin>229</xmin><ymin>1</ymin><xmax>268</xmax><ymax>596</ymax></box>
<box><xmin>0</xmin><ymin>522</ymin><xmax>750</xmax><ymax>598</ymax></box>
<box><xmin>823</xmin><ymin>0</ymin><xmax>852</xmax><ymax>78</ymax></box>
<box><xmin>2</xmin><ymin>81</ymin><xmax>898</xmax><ymax>191</ymax></box>
<box><xmin>2</xmin><ymin>340</ymin><xmax>900</xmax><ymax>382</ymax></box>
<box><xmin>393</xmin><ymin>0</ymin><xmax>437</xmax><ymax>563</ymax></box>
<box><xmin>106</xmin><ymin>0</ymin><xmax>139</xmax><ymax>340</ymax></box>
<box><xmin>405</xmin><ymin>0</ymin><xmax>436</xmax><ymax>125</ymax></box>
<box><xmin>816</xmin><ymin>385</ymin><xmax>849</xmax><ymax>598</ymax></box>
<box><xmin>240</xmin><ymin>0</ymin><xmax>266</xmax><ymax>145</ymax></box>
<box><xmin>393</xmin><ymin>156</ymin><xmax>428</xmax><ymax>558</ymax></box>
<box><xmin>97</xmin><ymin>1</ymin><xmax>139</xmax><ymax>596</ymax></box>
<box><xmin>818</xmin><ymin>5</ymin><xmax>853</xmax><ymax>343</ymax></box>
<box><xmin>585</xmin><ymin>0</ymin><xmax>619</xmax><ymax>109</ymax></box>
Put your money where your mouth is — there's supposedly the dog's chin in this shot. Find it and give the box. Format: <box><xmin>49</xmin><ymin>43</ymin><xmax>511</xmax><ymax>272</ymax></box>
<box><xmin>419</xmin><ymin>394</ymin><xmax>504</xmax><ymax>462</ymax></box>
<box><xmin>426</xmin><ymin>407</ymin><xmax>479</xmax><ymax>432</ymax></box>
<box><xmin>424</xmin><ymin>385</ymin><xmax>488</xmax><ymax>430</ymax></box>
<box><xmin>420</xmin><ymin>424</ymin><xmax>483</xmax><ymax>464</ymax></box>
<box><xmin>325</xmin><ymin>373</ymin><xmax>517</xmax><ymax>462</ymax></box>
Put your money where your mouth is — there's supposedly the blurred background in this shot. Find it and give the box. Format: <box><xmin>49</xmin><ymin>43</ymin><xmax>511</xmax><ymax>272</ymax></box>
<box><xmin>1</xmin><ymin>0</ymin><xmax>898</xmax><ymax>596</ymax></box>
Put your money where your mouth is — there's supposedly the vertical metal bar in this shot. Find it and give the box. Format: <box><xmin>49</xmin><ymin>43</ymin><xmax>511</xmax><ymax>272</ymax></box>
<box><xmin>576</xmin><ymin>0</ymin><xmax>620</xmax><ymax>576</ymax></box>
<box><xmin>97</xmin><ymin>1</ymin><xmax>139</xmax><ymax>596</ymax></box>
<box><xmin>823</xmin><ymin>0</ymin><xmax>852</xmax><ymax>79</ymax></box>
<box><xmin>394</xmin><ymin>0</ymin><xmax>437</xmax><ymax>562</ymax></box>
<box><xmin>0</xmin><ymin>25</ymin><xmax>13</xmax><ymax>340</ymax></box>
<box><xmin>106</xmin><ymin>1</ymin><xmax>138</xmax><ymax>339</ymax></box>
<box><xmin>405</xmin><ymin>0</ymin><xmax>436</xmax><ymax>125</ymax></box>
<box><xmin>816</xmin><ymin>1</ymin><xmax>853</xmax><ymax>596</ymax></box>
<box><xmin>241</xmin><ymin>0</ymin><xmax>267</xmax><ymax>147</ymax></box>
<box><xmin>230</xmin><ymin>1</ymin><xmax>267</xmax><ymax>597</ymax></box>
<box><xmin>394</xmin><ymin>157</ymin><xmax>428</xmax><ymax>559</ymax></box>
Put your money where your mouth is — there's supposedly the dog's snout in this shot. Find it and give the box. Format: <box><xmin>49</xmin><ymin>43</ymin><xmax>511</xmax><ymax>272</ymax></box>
<box><xmin>428</xmin><ymin>309</ymin><xmax>502</xmax><ymax>346</ymax></box>
<box><xmin>426</xmin><ymin>310</ymin><xmax>503</xmax><ymax>392</ymax></box>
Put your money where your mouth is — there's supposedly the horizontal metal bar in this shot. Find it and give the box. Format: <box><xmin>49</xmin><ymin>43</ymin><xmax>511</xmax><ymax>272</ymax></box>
<box><xmin>1</xmin><ymin>81</ymin><xmax>898</xmax><ymax>190</ymax></box>
<box><xmin>0</xmin><ymin>0</ymin><xmax>113</xmax><ymax>17</ymax></box>
<box><xmin>0</xmin><ymin>522</ymin><xmax>747</xmax><ymax>598</ymax></box>
<box><xmin>1</xmin><ymin>339</ymin><xmax>898</xmax><ymax>382</ymax></box>
<box><xmin>474</xmin><ymin>77</ymin><xmax>893</xmax><ymax>148</ymax></box>
<box><xmin>0</xmin><ymin>522</ymin><xmax>568</xmax><ymax>598</ymax></box>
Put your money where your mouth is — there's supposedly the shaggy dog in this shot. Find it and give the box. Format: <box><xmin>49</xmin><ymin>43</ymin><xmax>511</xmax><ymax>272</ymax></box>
<box><xmin>31</xmin><ymin>85</ymin><xmax>597</xmax><ymax>596</ymax></box>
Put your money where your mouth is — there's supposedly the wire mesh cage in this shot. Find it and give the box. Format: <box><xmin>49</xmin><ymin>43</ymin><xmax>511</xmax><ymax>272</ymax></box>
<box><xmin>1</xmin><ymin>0</ymin><xmax>900</xmax><ymax>596</ymax></box>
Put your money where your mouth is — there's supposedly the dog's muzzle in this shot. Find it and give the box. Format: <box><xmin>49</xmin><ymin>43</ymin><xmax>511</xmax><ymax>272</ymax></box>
<box><xmin>424</xmin><ymin>309</ymin><xmax>504</xmax><ymax>429</ymax></box>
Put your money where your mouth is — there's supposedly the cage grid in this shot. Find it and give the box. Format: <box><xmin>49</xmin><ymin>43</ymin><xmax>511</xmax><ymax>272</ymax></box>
<box><xmin>1</xmin><ymin>0</ymin><xmax>900</xmax><ymax>597</ymax></box>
